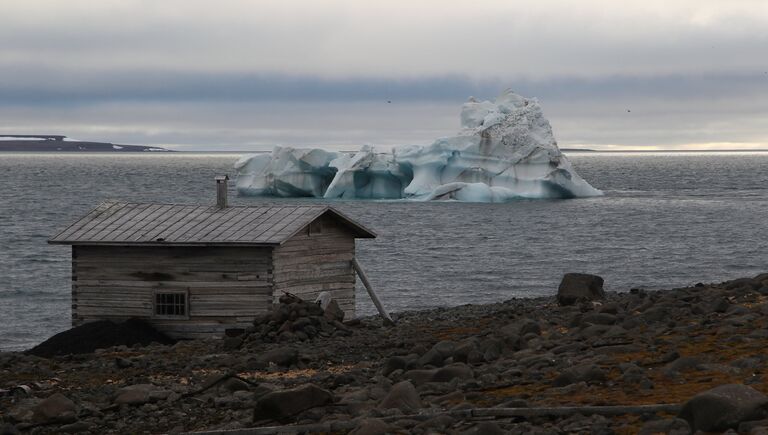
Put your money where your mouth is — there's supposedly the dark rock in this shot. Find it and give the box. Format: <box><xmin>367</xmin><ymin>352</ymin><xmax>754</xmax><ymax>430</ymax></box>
<box><xmin>557</xmin><ymin>273</ymin><xmax>605</xmax><ymax>305</ymax></box>
<box><xmin>402</xmin><ymin>369</ymin><xmax>437</xmax><ymax>386</ymax></box>
<box><xmin>59</xmin><ymin>421</ymin><xmax>91</xmax><ymax>434</ymax></box>
<box><xmin>222</xmin><ymin>336</ymin><xmax>243</xmax><ymax>351</ymax></box>
<box><xmin>642</xmin><ymin>307</ymin><xmax>669</xmax><ymax>323</ymax></box>
<box><xmin>26</xmin><ymin>318</ymin><xmax>174</xmax><ymax>358</ymax></box>
<box><xmin>638</xmin><ymin>418</ymin><xmax>690</xmax><ymax>435</ymax></box>
<box><xmin>517</xmin><ymin>319</ymin><xmax>542</xmax><ymax>336</ymax></box>
<box><xmin>553</xmin><ymin>364</ymin><xmax>606</xmax><ymax>387</ymax></box>
<box><xmin>379</xmin><ymin>381</ymin><xmax>422</xmax><ymax>412</ymax></box>
<box><xmin>479</xmin><ymin>339</ymin><xmax>502</xmax><ymax>362</ymax></box>
<box><xmin>679</xmin><ymin>384</ymin><xmax>768</xmax><ymax>432</ymax></box>
<box><xmin>0</xmin><ymin>424</ymin><xmax>18</xmax><ymax>435</ymax></box>
<box><xmin>452</xmin><ymin>340</ymin><xmax>479</xmax><ymax>363</ymax></box>
<box><xmin>581</xmin><ymin>313</ymin><xmax>617</xmax><ymax>326</ymax></box>
<box><xmin>323</xmin><ymin>299</ymin><xmax>345</xmax><ymax>322</ymax></box>
<box><xmin>415</xmin><ymin>415</ymin><xmax>455</xmax><ymax>431</ymax></box>
<box><xmin>31</xmin><ymin>393</ymin><xmax>77</xmax><ymax>423</ymax></box>
<box><xmin>725</xmin><ymin>278</ymin><xmax>760</xmax><ymax>291</ymax></box>
<box><xmin>464</xmin><ymin>421</ymin><xmax>506</xmax><ymax>435</ymax></box>
<box><xmin>739</xmin><ymin>419</ymin><xmax>768</xmax><ymax>433</ymax></box>
<box><xmin>253</xmin><ymin>384</ymin><xmax>334</xmax><ymax>421</ymax></box>
<box><xmin>115</xmin><ymin>357</ymin><xmax>133</xmax><ymax>369</ymax></box>
<box><xmin>431</xmin><ymin>363</ymin><xmax>474</xmax><ymax>383</ymax></box>
<box><xmin>417</xmin><ymin>341</ymin><xmax>455</xmax><ymax>367</ymax></box>
<box><xmin>114</xmin><ymin>384</ymin><xmax>168</xmax><ymax>405</ymax></box>
<box><xmin>218</xmin><ymin>377</ymin><xmax>251</xmax><ymax>394</ymax></box>
<box><xmin>382</xmin><ymin>356</ymin><xmax>408</xmax><ymax>376</ymax></box>
<box><xmin>349</xmin><ymin>418</ymin><xmax>392</xmax><ymax>435</ymax></box>
<box><xmin>258</xmin><ymin>347</ymin><xmax>299</xmax><ymax>367</ymax></box>
<box><xmin>665</xmin><ymin>356</ymin><xmax>702</xmax><ymax>376</ymax></box>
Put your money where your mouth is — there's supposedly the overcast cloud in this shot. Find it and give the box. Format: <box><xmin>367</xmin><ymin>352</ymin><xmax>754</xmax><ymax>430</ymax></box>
<box><xmin>1</xmin><ymin>0</ymin><xmax>766</xmax><ymax>150</ymax></box>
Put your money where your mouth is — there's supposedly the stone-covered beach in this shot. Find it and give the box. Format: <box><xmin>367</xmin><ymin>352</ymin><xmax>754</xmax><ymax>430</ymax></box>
<box><xmin>4</xmin><ymin>274</ymin><xmax>768</xmax><ymax>434</ymax></box>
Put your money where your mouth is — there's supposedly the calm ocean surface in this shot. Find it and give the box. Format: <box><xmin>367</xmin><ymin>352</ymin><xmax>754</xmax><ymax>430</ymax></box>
<box><xmin>1</xmin><ymin>152</ymin><xmax>767</xmax><ymax>351</ymax></box>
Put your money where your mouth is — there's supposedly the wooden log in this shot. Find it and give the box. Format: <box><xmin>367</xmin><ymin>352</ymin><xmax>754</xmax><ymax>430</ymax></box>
<box><xmin>351</xmin><ymin>258</ymin><xmax>394</xmax><ymax>326</ymax></box>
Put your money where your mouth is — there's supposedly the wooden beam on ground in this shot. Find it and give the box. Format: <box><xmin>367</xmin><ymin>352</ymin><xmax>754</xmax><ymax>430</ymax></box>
<box><xmin>351</xmin><ymin>258</ymin><xmax>394</xmax><ymax>326</ymax></box>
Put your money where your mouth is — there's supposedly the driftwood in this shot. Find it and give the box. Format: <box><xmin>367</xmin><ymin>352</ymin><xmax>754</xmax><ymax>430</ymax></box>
<box><xmin>185</xmin><ymin>403</ymin><xmax>682</xmax><ymax>434</ymax></box>
<box><xmin>352</xmin><ymin>258</ymin><xmax>395</xmax><ymax>326</ymax></box>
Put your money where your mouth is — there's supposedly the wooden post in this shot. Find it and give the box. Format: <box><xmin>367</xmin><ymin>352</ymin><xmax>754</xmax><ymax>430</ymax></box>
<box><xmin>352</xmin><ymin>258</ymin><xmax>395</xmax><ymax>326</ymax></box>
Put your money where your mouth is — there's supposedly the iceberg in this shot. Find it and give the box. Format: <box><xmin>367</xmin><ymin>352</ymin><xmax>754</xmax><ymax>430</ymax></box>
<box><xmin>235</xmin><ymin>89</ymin><xmax>602</xmax><ymax>202</ymax></box>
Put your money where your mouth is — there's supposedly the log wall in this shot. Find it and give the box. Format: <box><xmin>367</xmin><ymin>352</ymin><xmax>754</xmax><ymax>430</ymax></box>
<box><xmin>72</xmin><ymin>245</ymin><xmax>273</xmax><ymax>339</ymax></box>
<box><xmin>272</xmin><ymin>215</ymin><xmax>356</xmax><ymax>318</ymax></box>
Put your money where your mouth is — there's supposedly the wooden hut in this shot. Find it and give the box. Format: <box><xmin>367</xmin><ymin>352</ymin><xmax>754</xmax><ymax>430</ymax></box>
<box><xmin>48</xmin><ymin>185</ymin><xmax>376</xmax><ymax>339</ymax></box>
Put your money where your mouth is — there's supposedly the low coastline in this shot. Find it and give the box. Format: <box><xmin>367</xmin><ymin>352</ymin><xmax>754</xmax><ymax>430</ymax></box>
<box><xmin>3</xmin><ymin>274</ymin><xmax>768</xmax><ymax>433</ymax></box>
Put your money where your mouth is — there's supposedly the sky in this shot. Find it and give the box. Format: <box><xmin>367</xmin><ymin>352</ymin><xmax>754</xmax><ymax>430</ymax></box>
<box><xmin>1</xmin><ymin>0</ymin><xmax>767</xmax><ymax>151</ymax></box>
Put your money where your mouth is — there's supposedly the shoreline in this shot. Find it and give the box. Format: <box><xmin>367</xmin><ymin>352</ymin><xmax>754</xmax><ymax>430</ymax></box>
<box><xmin>3</xmin><ymin>273</ymin><xmax>768</xmax><ymax>433</ymax></box>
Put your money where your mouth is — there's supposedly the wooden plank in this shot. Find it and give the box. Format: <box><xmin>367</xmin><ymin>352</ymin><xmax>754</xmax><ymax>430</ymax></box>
<box><xmin>272</xmin><ymin>253</ymin><xmax>354</xmax><ymax>267</ymax></box>
<box><xmin>75</xmin><ymin>262</ymin><xmax>272</xmax><ymax>274</ymax></box>
<box><xmin>75</xmin><ymin>285</ymin><xmax>271</xmax><ymax>294</ymax></box>
<box><xmin>76</xmin><ymin>268</ymin><xmax>272</xmax><ymax>284</ymax></box>
<box><xmin>75</xmin><ymin>245</ymin><xmax>271</xmax><ymax>260</ymax></box>
<box><xmin>120</xmin><ymin>204</ymin><xmax>180</xmax><ymax>242</ymax></box>
<box><xmin>271</xmin><ymin>282</ymin><xmax>354</xmax><ymax>293</ymax></box>
<box><xmin>76</xmin><ymin>279</ymin><xmax>272</xmax><ymax>289</ymax></box>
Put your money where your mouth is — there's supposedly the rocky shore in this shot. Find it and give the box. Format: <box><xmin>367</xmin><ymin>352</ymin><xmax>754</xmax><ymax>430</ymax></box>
<box><xmin>4</xmin><ymin>274</ymin><xmax>768</xmax><ymax>434</ymax></box>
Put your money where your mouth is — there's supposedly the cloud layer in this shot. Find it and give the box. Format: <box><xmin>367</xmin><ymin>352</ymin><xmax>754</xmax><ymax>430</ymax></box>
<box><xmin>1</xmin><ymin>1</ymin><xmax>767</xmax><ymax>150</ymax></box>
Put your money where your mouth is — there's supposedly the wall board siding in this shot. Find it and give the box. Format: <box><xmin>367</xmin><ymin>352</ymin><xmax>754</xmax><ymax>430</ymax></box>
<box><xmin>72</xmin><ymin>245</ymin><xmax>273</xmax><ymax>337</ymax></box>
<box><xmin>272</xmin><ymin>216</ymin><xmax>356</xmax><ymax>319</ymax></box>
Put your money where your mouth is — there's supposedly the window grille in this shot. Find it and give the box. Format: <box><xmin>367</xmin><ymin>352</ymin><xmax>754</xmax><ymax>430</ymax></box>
<box><xmin>154</xmin><ymin>292</ymin><xmax>187</xmax><ymax>317</ymax></box>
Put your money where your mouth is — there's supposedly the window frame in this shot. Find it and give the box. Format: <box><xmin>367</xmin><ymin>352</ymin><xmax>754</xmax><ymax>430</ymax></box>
<box><xmin>152</xmin><ymin>289</ymin><xmax>190</xmax><ymax>319</ymax></box>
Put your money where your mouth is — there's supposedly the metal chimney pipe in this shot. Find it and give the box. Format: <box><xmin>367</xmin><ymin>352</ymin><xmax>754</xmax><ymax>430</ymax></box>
<box><xmin>215</xmin><ymin>175</ymin><xmax>229</xmax><ymax>208</ymax></box>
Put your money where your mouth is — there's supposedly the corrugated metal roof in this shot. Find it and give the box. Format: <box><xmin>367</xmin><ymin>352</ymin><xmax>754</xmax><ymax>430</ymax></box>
<box><xmin>48</xmin><ymin>201</ymin><xmax>376</xmax><ymax>246</ymax></box>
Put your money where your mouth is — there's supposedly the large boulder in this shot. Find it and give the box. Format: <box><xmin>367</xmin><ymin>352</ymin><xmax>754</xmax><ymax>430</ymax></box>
<box><xmin>557</xmin><ymin>273</ymin><xmax>605</xmax><ymax>306</ymax></box>
<box><xmin>31</xmin><ymin>393</ymin><xmax>77</xmax><ymax>424</ymax></box>
<box><xmin>113</xmin><ymin>384</ymin><xmax>169</xmax><ymax>405</ymax></box>
<box><xmin>256</xmin><ymin>347</ymin><xmax>299</xmax><ymax>367</ymax></box>
<box><xmin>253</xmin><ymin>384</ymin><xmax>333</xmax><ymax>421</ymax></box>
<box><xmin>379</xmin><ymin>381</ymin><xmax>422</xmax><ymax>412</ymax></box>
<box><xmin>679</xmin><ymin>384</ymin><xmax>768</xmax><ymax>432</ymax></box>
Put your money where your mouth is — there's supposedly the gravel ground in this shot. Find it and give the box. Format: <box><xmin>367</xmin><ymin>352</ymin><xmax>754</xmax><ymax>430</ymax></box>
<box><xmin>3</xmin><ymin>274</ymin><xmax>768</xmax><ymax>434</ymax></box>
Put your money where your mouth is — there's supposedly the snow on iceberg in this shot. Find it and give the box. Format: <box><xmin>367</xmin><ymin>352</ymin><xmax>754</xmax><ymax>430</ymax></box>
<box><xmin>235</xmin><ymin>89</ymin><xmax>602</xmax><ymax>202</ymax></box>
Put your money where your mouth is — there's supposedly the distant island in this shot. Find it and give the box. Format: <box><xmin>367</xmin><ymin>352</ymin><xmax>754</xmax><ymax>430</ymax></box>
<box><xmin>0</xmin><ymin>135</ymin><xmax>172</xmax><ymax>152</ymax></box>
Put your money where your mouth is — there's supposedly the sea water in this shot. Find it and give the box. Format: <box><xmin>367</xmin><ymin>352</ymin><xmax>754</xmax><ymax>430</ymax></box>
<box><xmin>1</xmin><ymin>151</ymin><xmax>767</xmax><ymax>351</ymax></box>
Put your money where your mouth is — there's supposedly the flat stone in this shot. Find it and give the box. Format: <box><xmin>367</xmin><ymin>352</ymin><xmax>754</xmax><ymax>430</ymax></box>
<box><xmin>253</xmin><ymin>384</ymin><xmax>333</xmax><ymax>421</ymax></box>
<box><xmin>679</xmin><ymin>384</ymin><xmax>768</xmax><ymax>432</ymax></box>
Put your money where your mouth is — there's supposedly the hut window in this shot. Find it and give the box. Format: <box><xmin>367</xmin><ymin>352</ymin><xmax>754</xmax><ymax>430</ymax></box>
<box><xmin>309</xmin><ymin>220</ymin><xmax>322</xmax><ymax>235</ymax></box>
<box><xmin>154</xmin><ymin>291</ymin><xmax>188</xmax><ymax>318</ymax></box>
